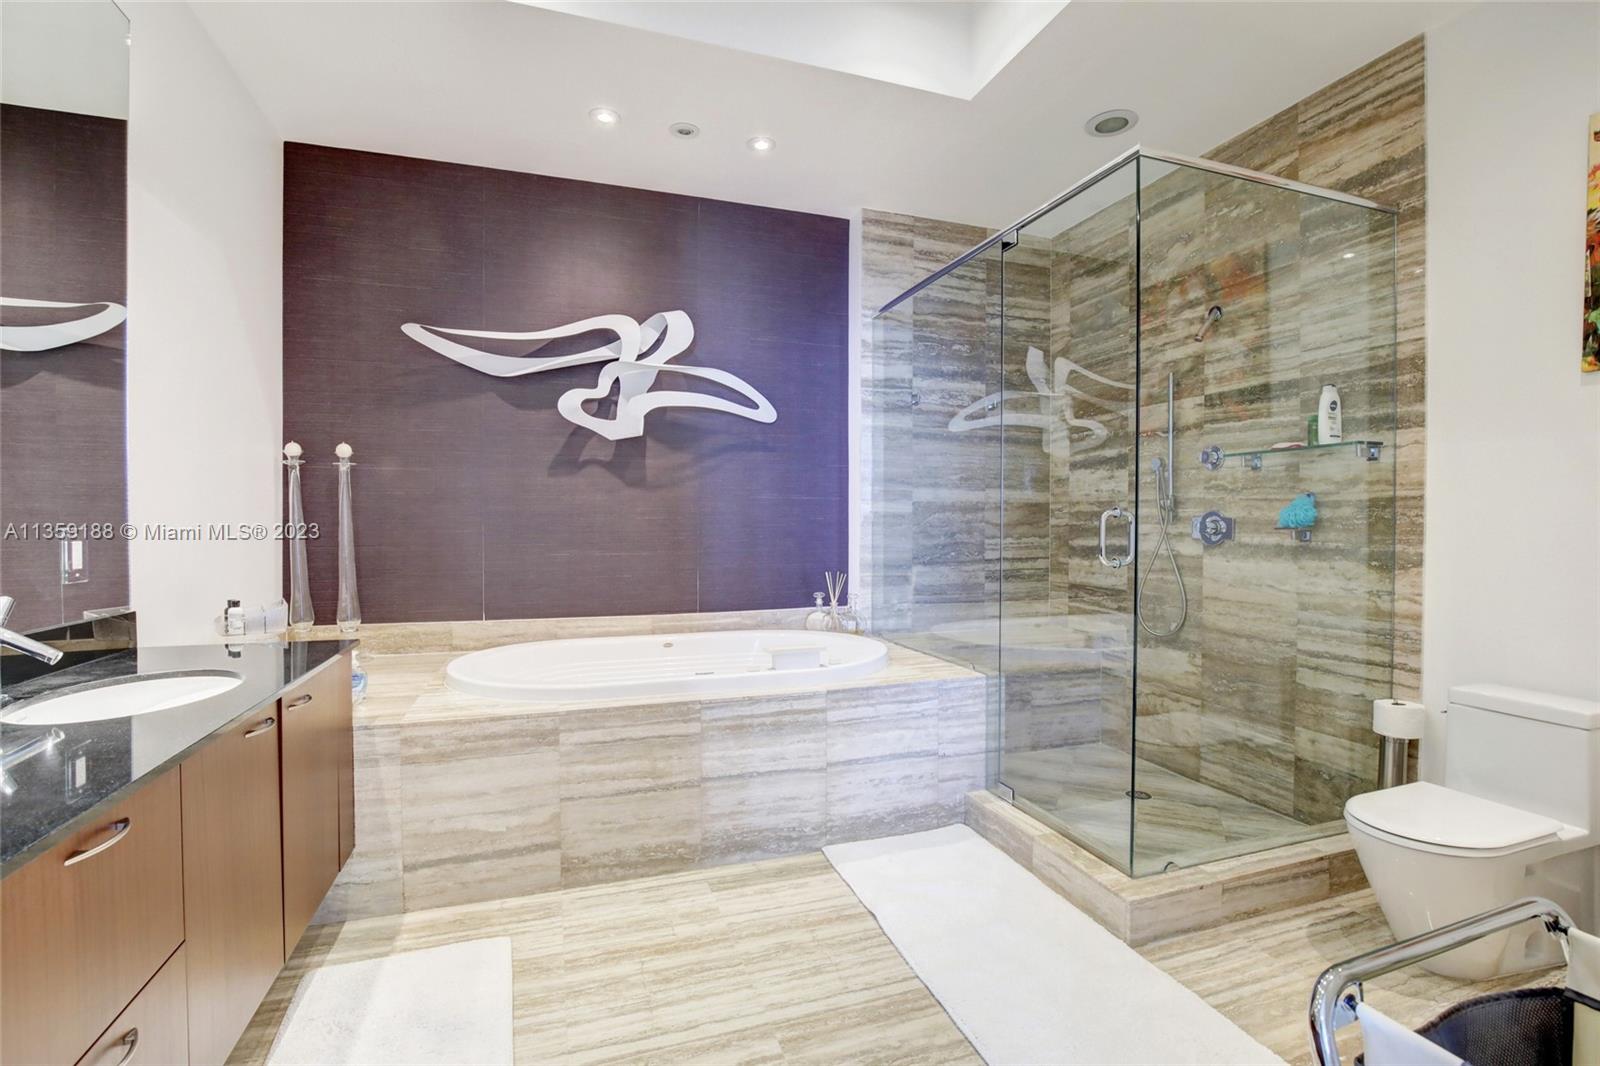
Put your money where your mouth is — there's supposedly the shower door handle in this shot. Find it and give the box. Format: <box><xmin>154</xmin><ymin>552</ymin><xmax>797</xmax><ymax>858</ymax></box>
<box><xmin>1098</xmin><ymin>507</ymin><xmax>1134</xmax><ymax>569</ymax></box>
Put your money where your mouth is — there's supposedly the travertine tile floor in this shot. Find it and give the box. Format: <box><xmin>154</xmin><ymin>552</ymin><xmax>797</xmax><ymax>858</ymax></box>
<box><xmin>235</xmin><ymin>851</ymin><xmax>1559</xmax><ymax>1066</ymax></box>
<box><xmin>234</xmin><ymin>853</ymin><xmax>980</xmax><ymax>1066</ymax></box>
<box><xmin>1004</xmin><ymin>742</ymin><xmax>1335</xmax><ymax>874</ymax></box>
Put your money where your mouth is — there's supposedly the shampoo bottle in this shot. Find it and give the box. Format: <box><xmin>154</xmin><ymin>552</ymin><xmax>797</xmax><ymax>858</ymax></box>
<box><xmin>1317</xmin><ymin>384</ymin><xmax>1342</xmax><ymax>444</ymax></box>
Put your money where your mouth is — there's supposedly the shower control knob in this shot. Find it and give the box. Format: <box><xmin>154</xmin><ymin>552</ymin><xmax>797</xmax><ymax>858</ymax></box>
<box><xmin>1190</xmin><ymin>510</ymin><xmax>1235</xmax><ymax>547</ymax></box>
<box><xmin>1199</xmin><ymin>445</ymin><xmax>1225</xmax><ymax>471</ymax></box>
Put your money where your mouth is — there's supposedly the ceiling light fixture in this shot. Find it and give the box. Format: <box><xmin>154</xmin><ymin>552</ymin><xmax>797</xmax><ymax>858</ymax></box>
<box><xmin>1085</xmin><ymin>109</ymin><xmax>1138</xmax><ymax>137</ymax></box>
<box><xmin>747</xmin><ymin>135</ymin><xmax>776</xmax><ymax>153</ymax></box>
<box><xmin>669</xmin><ymin>122</ymin><xmax>700</xmax><ymax>140</ymax></box>
<box><xmin>589</xmin><ymin>107</ymin><xmax>620</xmax><ymax>126</ymax></box>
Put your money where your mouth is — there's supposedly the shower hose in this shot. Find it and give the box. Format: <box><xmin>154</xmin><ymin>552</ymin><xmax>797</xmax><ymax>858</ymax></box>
<box><xmin>1136</xmin><ymin>492</ymin><xmax>1188</xmax><ymax>639</ymax></box>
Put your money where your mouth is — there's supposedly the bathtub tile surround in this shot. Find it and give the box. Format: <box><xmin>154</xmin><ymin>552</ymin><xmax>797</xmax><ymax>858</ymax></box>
<box><xmin>558</xmin><ymin>701</ymin><xmax>702</xmax><ymax>886</ymax></box>
<box><xmin>283</xmin><ymin>143</ymin><xmax>848</xmax><ymax>624</ymax></box>
<box><xmin>402</xmin><ymin>713</ymin><xmax>563</xmax><ymax>903</ymax></box>
<box><xmin>317</xmin><ymin>643</ymin><xmax>986</xmax><ymax>918</ymax></box>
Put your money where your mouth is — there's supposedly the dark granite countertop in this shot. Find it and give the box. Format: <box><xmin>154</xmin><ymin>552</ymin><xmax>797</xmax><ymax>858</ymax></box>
<box><xmin>0</xmin><ymin>639</ymin><xmax>354</xmax><ymax>877</ymax></box>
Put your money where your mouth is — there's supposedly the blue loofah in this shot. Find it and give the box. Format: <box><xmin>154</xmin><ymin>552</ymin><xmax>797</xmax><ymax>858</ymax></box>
<box><xmin>1278</xmin><ymin>492</ymin><xmax>1318</xmax><ymax>529</ymax></box>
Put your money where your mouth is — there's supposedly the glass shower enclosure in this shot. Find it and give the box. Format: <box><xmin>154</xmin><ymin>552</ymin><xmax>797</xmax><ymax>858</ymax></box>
<box><xmin>868</xmin><ymin>148</ymin><xmax>1397</xmax><ymax>876</ymax></box>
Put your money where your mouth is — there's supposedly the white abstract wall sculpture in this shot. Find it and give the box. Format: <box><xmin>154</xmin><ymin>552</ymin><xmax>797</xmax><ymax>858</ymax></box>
<box><xmin>401</xmin><ymin>310</ymin><xmax>776</xmax><ymax>441</ymax></box>
<box><xmin>0</xmin><ymin>296</ymin><xmax>127</xmax><ymax>352</ymax></box>
<box><xmin>948</xmin><ymin>346</ymin><xmax>1133</xmax><ymax>458</ymax></box>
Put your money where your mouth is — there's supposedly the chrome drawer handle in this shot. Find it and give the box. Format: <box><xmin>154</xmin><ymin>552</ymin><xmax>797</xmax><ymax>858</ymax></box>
<box><xmin>64</xmin><ymin>818</ymin><xmax>131</xmax><ymax>867</ymax></box>
<box><xmin>243</xmin><ymin>716</ymin><xmax>277</xmax><ymax>738</ymax></box>
<box><xmin>115</xmin><ymin>1028</ymin><xmax>139</xmax><ymax>1066</ymax></box>
<box><xmin>287</xmin><ymin>694</ymin><xmax>313</xmax><ymax>707</ymax></box>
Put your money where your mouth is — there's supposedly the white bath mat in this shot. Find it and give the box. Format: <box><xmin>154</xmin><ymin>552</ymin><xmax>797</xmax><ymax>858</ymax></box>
<box><xmin>825</xmin><ymin>825</ymin><xmax>1282</xmax><ymax>1065</ymax></box>
<box><xmin>267</xmin><ymin>937</ymin><xmax>513</xmax><ymax>1066</ymax></box>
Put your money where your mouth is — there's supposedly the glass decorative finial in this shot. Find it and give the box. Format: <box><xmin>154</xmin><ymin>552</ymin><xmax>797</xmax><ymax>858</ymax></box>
<box><xmin>334</xmin><ymin>442</ymin><xmax>361</xmax><ymax>633</ymax></box>
<box><xmin>284</xmin><ymin>442</ymin><xmax>314</xmax><ymax>633</ymax></box>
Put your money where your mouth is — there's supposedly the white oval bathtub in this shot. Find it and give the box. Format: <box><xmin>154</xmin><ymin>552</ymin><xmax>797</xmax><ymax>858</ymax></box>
<box><xmin>446</xmin><ymin>629</ymin><xmax>889</xmax><ymax>703</ymax></box>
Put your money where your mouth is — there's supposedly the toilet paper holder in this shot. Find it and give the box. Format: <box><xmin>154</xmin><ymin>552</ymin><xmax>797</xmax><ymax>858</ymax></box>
<box><xmin>1374</xmin><ymin>698</ymin><xmax>1426</xmax><ymax>789</ymax></box>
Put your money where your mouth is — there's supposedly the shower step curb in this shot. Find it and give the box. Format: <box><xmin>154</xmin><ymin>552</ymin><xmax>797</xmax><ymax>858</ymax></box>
<box><xmin>963</xmin><ymin>790</ymin><xmax>1366</xmax><ymax>946</ymax></box>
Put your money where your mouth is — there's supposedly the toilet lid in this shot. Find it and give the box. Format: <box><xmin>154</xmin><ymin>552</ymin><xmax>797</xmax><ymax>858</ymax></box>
<box><xmin>1345</xmin><ymin>782</ymin><xmax>1564</xmax><ymax>851</ymax></box>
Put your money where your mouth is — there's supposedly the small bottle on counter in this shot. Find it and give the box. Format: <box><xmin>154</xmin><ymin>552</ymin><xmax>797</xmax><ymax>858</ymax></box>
<box><xmin>836</xmin><ymin>594</ymin><xmax>862</xmax><ymax>635</ymax></box>
<box><xmin>805</xmin><ymin>592</ymin><xmax>832</xmax><ymax>631</ymax></box>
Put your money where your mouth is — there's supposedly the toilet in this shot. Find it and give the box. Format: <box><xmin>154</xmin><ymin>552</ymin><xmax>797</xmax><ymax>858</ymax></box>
<box><xmin>1345</xmin><ymin>684</ymin><xmax>1600</xmax><ymax>979</ymax></box>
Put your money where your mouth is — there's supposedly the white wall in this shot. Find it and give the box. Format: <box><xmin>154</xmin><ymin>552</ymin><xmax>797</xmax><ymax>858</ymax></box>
<box><xmin>1420</xmin><ymin>2</ymin><xmax>1600</xmax><ymax>776</ymax></box>
<box><xmin>125</xmin><ymin>1</ymin><xmax>282</xmax><ymax>644</ymax></box>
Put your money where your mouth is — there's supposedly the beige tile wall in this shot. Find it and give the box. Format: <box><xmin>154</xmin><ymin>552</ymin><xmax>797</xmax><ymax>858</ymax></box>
<box><xmin>316</xmin><ymin>643</ymin><xmax>988</xmax><ymax>920</ymax></box>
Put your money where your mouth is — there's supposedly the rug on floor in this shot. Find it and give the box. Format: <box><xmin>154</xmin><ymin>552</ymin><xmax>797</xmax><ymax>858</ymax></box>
<box><xmin>825</xmin><ymin>824</ymin><xmax>1283</xmax><ymax>1066</ymax></box>
<box><xmin>266</xmin><ymin>936</ymin><xmax>513</xmax><ymax>1066</ymax></box>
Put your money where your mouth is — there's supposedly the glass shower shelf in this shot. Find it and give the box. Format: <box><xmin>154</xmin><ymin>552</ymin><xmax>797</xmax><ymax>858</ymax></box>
<box><xmin>1199</xmin><ymin>440</ymin><xmax>1383</xmax><ymax>471</ymax></box>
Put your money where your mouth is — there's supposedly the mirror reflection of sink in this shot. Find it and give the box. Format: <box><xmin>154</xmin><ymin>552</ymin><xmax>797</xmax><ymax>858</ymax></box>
<box><xmin>1</xmin><ymin>673</ymin><xmax>244</xmax><ymax>726</ymax></box>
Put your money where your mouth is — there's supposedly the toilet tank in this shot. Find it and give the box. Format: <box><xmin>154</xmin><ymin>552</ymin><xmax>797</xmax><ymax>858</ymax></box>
<box><xmin>1446</xmin><ymin>684</ymin><xmax>1600</xmax><ymax>830</ymax></box>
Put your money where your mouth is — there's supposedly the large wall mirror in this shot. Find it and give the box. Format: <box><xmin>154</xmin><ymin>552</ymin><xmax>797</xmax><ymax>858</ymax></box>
<box><xmin>0</xmin><ymin>1</ymin><xmax>130</xmax><ymax>631</ymax></box>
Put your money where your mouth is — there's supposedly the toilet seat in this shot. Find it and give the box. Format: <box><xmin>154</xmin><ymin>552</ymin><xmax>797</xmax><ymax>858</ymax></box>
<box><xmin>1345</xmin><ymin>781</ymin><xmax>1565</xmax><ymax>857</ymax></box>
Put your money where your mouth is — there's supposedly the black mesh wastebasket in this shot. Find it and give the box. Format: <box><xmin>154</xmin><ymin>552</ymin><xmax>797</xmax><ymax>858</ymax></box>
<box><xmin>1356</xmin><ymin>989</ymin><xmax>1573</xmax><ymax>1066</ymax></box>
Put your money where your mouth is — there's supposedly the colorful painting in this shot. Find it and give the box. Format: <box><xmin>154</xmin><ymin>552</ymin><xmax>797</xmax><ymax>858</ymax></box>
<box><xmin>1587</xmin><ymin>112</ymin><xmax>1599</xmax><ymax>372</ymax></box>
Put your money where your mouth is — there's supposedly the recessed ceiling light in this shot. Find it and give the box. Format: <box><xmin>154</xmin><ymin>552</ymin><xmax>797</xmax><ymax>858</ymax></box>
<box><xmin>669</xmin><ymin>122</ymin><xmax>700</xmax><ymax>140</ymax></box>
<box><xmin>1086</xmin><ymin>109</ymin><xmax>1138</xmax><ymax>137</ymax></box>
<box><xmin>1342</xmin><ymin>252</ymin><xmax>1357</xmax><ymax>259</ymax></box>
<box><xmin>589</xmin><ymin>107</ymin><xmax>620</xmax><ymax>126</ymax></box>
<box><xmin>747</xmin><ymin>135</ymin><xmax>776</xmax><ymax>153</ymax></box>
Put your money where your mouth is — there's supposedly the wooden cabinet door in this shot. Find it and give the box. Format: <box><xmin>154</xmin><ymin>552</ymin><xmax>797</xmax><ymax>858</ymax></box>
<box><xmin>180</xmin><ymin>707</ymin><xmax>285</xmax><ymax>1066</ymax></box>
<box><xmin>337</xmin><ymin>662</ymin><xmax>355</xmax><ymax>868</ymax></box>
<box><xmin>0</xmin><ymin>768</ymin><xmax>185</xmax><ymax>1066</ymax></box>
<box><xmin>75</xmin><ymin>944</ymin><xmax>190</xmax><ymax>1066</ymax></box>
<box><xmin>280</xmin><ymin>653</ymin><xmax>352</xmax><ymax>957</ymax></box>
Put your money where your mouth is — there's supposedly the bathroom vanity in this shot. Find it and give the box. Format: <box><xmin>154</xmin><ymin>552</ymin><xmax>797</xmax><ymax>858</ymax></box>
<box><xmin>0</xmin><ymin>642</ymin><xmax>354</xmax><ymax>1066</ymax></box>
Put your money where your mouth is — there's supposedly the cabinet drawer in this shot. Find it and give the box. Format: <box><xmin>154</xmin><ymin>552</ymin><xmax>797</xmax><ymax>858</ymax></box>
<box><xmin>1</xmin><ymin>768</ymin><xmax>185</xmax><ymax>1066</ymax></box>
<box><xmin>75</xmin><ymin>944</ymin><xmax>189</xmax><ymax>1066</ymax></box>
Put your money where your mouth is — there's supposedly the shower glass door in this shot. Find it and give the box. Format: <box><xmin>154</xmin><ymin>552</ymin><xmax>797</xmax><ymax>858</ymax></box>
<box><xmin>995</xmin><ymin>155</ymin><xmax>1142</xmax><ymax>872</ymax></box>
<box><xmin>1128</xmin><ymin>156</ymin><xmax>1398</xmax><ymax>876</ymax></box>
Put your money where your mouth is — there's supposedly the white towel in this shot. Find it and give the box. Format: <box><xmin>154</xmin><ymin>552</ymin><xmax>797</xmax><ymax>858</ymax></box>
<box><xmin>1356</xmin><ymin>1002</ymin><xmax>1463</xmax><ymax>1066</ymax></box>
<box><xmin>1566</xmin><ymin>926</ymin><xmax>1600</xmax><ymax>1066</ymax></box>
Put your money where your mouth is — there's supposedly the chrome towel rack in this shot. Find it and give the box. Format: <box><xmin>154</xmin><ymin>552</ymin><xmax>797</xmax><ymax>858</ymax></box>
<box><xmin>1309</xmin><ymin>896</ymin><xmax>1574</xmax><ymax>1066</ymax></box>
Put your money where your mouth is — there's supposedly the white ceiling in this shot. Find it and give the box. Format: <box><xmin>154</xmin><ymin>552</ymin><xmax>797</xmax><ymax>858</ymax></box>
<box><xmin>187</xmin><ymin>0</ymin><xmax>1468</xmax><ymax>229</ymax></box>
<box><xmin>514</xmin><ymin>1</ymin><xmax>1068</xmax><ymax>99</ymax></box>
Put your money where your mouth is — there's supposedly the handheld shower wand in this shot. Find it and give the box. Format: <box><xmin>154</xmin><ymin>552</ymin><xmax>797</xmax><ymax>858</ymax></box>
<box><xmin>1136</xmin><ymin>372</ymin><xmax>1188</xmax><ymax>638</ymax></box>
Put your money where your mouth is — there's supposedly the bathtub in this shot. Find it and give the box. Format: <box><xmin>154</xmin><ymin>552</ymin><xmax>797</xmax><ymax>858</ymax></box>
<box><xmin>445</xmin><ymin>629</ymin><xmax>889</xmax><ymax>702</ymax></box>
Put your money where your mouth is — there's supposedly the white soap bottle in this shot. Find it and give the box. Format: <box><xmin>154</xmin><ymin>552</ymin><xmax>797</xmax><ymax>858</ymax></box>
<box><xmin>1317</xmin><ymin>384</ymin><xmax>1342</xmax><ymax>444</ymax></box>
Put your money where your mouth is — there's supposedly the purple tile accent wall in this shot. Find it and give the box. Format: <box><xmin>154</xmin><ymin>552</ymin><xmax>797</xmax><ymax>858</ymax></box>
<box><xmin>0</xmin><ymin>105</ymin><xmax>129</xmax><ymax>632</ymax></box>
<box><xmin>282</xmin><ymin>143</ymin><xmax>849</xmax><ymax>623</ymax></box>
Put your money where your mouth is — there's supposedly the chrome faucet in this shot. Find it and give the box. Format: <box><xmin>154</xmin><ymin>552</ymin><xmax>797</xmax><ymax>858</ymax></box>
<box><xmin>0</xmin><ymin>595</ymin><xmax>65</xmax><ymax>666</ymax></box>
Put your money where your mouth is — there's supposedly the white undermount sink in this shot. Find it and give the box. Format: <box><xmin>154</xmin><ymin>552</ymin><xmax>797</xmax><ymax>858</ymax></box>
<box><xmin>1</xmin><ymin>673</ymin><xmax>244</xmax><ymax>726</ymax></box>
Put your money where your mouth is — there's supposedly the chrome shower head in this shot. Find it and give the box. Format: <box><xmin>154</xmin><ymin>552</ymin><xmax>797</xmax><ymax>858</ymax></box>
<box><xmin>1195</xmin><ymin>305</ymin><xmax>1224</xmax><ymax>342</ymax></box>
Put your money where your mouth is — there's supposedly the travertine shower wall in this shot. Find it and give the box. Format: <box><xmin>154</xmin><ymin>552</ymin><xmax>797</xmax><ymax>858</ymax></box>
<box><xmin>1206</xmin><ymin>38</ymin><xmax>1425</xmax><ymax>708</ymax></box>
